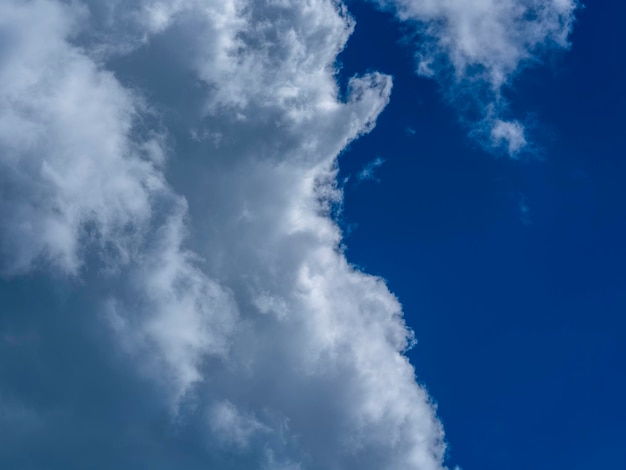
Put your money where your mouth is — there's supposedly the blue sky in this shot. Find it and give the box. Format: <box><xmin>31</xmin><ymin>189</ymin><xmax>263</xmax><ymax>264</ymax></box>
<box><xmin>338</xmin><ymin>1</ymin><xmax>625</xmax><ymax>469</ymax></box>
<box><xmin>0</xmin><ymin>1</ymin><xmax>623</xmax><ymax>469</ymax></box>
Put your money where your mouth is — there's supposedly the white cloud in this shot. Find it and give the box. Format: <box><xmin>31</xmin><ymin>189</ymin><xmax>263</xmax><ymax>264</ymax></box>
<box><xmin>358</xmin><ymin>156</ymin><xmax>386</xmax><ymax>182</ymax></box>
<box><xmin>208</xmin><ymin>400</ymin><xmax>269</xmax><ymax>449</ymax></box>
<box><xmin>0</xmin><ymin>0</ymin><xmax>156</xmax><ymax>275</ymax></box>
<box><xmin>374</xmin><ymin>0</ymin><xmax>577</xmax><ymax>155</ymax></box>
<box><xmin>490</xmin><ymin>119</ymin><xmax>527</xmax><ymax>156</ymax></box>
<box><xmin>0</xmin><ymin>0</ymin><xmax>237</xmax><ymax>407</ymax></box>
<box><xmin>0</xmin><ymin>0</ymin><xmax>448</xmax><ymax>469</ymax></box>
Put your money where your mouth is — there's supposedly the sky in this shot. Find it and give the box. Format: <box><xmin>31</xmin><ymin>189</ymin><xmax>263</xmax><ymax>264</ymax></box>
<box><xmin>0</xmin><ymin>1</ymin><xmax>623</xmax><ymax>470</ymax></box>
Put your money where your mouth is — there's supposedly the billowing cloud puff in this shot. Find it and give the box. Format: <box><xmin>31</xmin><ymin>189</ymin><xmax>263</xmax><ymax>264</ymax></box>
<box><xmin>0</xmin><ymin>0</ymin><xmax>159</xmax><ymax>275</ymax></box>
<box><xmin>0</xmin><ymin>1</ymin><xmax>448</xmax><ymax>469</ymax></box>
<box><xmin>374</xmin><ymin>0</ymin><xmax>577</xmax><ymax>155</ymax></box>
<box><xmin>0</xmin><ymin>0</ymin><xmax>239</xmax><ymax>406</ymax></box>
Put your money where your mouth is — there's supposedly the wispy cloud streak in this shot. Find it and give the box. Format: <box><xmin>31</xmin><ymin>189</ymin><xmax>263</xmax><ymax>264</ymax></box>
<box><xmin>374</xmin><ymin>0</ymin><xmax>578</xmax><ymax>155</ymax></box>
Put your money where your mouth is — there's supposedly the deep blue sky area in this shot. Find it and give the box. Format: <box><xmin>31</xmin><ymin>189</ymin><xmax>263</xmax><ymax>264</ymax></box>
<box><xmin>338</xmin><ymin>1</ymin><xmax>626</xmax><ymax>469</ymax></box>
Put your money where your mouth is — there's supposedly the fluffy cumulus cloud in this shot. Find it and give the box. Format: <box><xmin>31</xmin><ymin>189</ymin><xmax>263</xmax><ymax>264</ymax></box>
<box><xmin>374</xmin><ymin>0</ymin><xmax>578</xmax><ymax>155</ymax></box>
<box><xmin>0</xmin><ymin>0</ymin><xmax>239</xmax><ymax>407</ymax></box>
<box><xmin>0</xmin><ymin>1</ymin><xmax>448</xmax><ymax>469</ymax></box>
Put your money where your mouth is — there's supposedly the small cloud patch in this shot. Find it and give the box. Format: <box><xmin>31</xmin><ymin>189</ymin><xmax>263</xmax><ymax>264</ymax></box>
<box><xmin>357</xmin><ymin>156</ymin><xmax>386</xmax><ymax>183</ymax></box>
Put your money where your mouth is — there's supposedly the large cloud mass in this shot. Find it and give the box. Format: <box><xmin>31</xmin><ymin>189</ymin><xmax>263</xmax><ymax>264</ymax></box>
<box><xmin>0</xmin><ymin>0</ymin><xmax>446</xmax><ymax>469</ymax></box>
